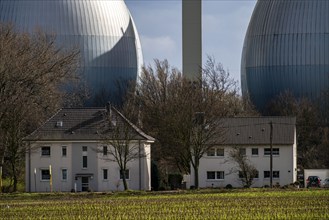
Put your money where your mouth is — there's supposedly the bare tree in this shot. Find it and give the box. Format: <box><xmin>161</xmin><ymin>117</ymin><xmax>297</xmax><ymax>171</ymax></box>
<box><xmin>266</xmin><ymin>91</ymin><xmax>324</xmax><ymax>170</ymax></box>
<box><xmin>228</xmin><ymin>146</ymin><xmax>258</xmax><ymax>188</ymax></box>
<box><xmin>0</xmin><ymin>23</ymin><xmax>80</xmax><ymax>191</ymax></box>
<box><xmin>124</xmin><ymin>58</ymin><xmax>256</xmax><ymax>189</ymax></box>
<box><xmin>63</xmin><ymin>79</ymin><xmax>90</xmax><ymax>108</ymax></box>
<box><xmin>99</xmin><ymin>103</ymin><xmax>148</xmax><ymax>191</ymax></box>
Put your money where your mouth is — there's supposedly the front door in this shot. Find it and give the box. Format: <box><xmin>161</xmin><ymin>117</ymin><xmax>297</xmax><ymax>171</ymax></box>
<box><xmin>81</xmin><ymin>177</ymin><xmax>89</xmax><ymax>192</ymax></box>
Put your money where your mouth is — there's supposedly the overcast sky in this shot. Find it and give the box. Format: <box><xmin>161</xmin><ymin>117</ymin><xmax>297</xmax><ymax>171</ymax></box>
<box><xmin>126</xmin><ymin>0</ymin><xmax>257</xmax><ymax>86</ymax></box>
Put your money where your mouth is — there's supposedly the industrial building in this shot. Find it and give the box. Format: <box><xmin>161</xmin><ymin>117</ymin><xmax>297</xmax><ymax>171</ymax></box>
<box><xmin>241</xmin><ymin>0</ymin><xmax>329</xmax><ymax>111</ymax></box>
<box><xmin>0</xmin><ymin>0</ymin><xmax>143</xmax><ymax>106</ymax></box>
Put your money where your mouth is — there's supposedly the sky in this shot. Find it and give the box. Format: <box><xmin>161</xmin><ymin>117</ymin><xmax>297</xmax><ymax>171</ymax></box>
<box><xmin>126</xmin><ymin>0</ymin><xmax>257</xmax><ymax>86</ymax></box>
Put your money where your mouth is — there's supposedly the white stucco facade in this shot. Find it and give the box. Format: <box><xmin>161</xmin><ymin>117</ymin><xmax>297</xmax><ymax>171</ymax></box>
<box><xmin>188</xmin><ymin>117</ymin><xmax>297</xmax><ymax>188</ymax></box>
<box><xmin>189</xmin><ymin>145</ymin><xmax>297</xmax><ymax>188</ymax></box>
<box><xmin>26</xmin><ymin>141</ymin><xmax>151</xmax><ymax>192</ymax></box>
<box><xmin>24</xmin><ymin>107</ymin><xmax>154</xmax><ymax>192</ymax></box>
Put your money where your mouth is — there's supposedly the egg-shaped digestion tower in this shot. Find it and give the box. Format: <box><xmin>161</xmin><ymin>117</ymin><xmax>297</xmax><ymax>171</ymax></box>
<box><xmin>0</xmin><ymin>0</ymin><xmax>143</xmax><ymax>106</ymax></box>
<box><xmin>241</xmin><ymin>0</ymin><xmax>329</xmax><ymax>112</ymax></box>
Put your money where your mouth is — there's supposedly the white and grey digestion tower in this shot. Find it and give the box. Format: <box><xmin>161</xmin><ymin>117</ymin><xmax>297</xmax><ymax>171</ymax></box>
<box><xmin>0</xmin><ymin>0</ymin><xmax>143</xmax><ymax>106</ymax></box>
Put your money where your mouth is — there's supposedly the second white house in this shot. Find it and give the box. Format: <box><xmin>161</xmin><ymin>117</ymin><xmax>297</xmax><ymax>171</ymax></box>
<box><xmin>188</xmin><ymin>117</ymin><xmax>297</xmax><ymax>188</ymax></box>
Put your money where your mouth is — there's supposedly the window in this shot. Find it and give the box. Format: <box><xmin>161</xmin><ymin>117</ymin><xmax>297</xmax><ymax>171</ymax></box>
<box><xmin>217</xmin><ymin>148</ymin><xmax>224</xmax><ymax>156</ymax></box>
<box><xmin>251</xmin><ymin>148</ymin><xmax>258</xmax><ymax>156</ymax></box>
<box><xmin>82</xmin><ymin>156</ymin><xmax>88</xmax><ymax>168</ymax></box>
<box><xmin>82</xmin><ymin>146</ymin><xmax>88</xmax><ymax>152</ymax></box>
<box><xmin>207</xmin><ymin>171</ymin><xmax>216</xmax><ymax>179</ymax></box>
<box><xmin>238</xmin><ymin>171</ymin><xmax>244</xmax><ymax>178</ymax></box>
<box><xmin>61</xmin><ymin>169</ymin><xmax>67</xmax><ymax>181</ymax></box>
<box><xmin>207</xmin><ymin>171</ymin><xmax>224</xmax><ymax>180</ymax></box>
<box><xmin>254</xmin><ymin>171</ymin><xmax>259</xmax><ymax>179</ymax></box>
<box><xmin>239</xmin><ymin>148</ymin><xmax>246</xmax><ymax>156</ymax></box>
<box><xmin>120</xmin><ymin>170</ymin><xmax>130</xmax><ymax>180</ymax></box>
<box><xmin>103</xmin><ymin>146</ymin><xmax>108</xmax><ymax>156</ymax></box>
<box><xmin>41</xmin><ymin>146</ymin><xmax>50</xmax><ymax>156</ymax></box>
<box><xmin>41</xmin><ymin>169</ymin><xmax>50</xmax><ymax>181</ymax></box>
<box><xmin>217</xmin><ymin>171</ymin><xmax>224</xmax><ymax>180</ymax></box>
<box><xmin>206</xmin><ymin>148</ymin><xmax>224</xmax><ymax>157</ymax></box>
<box><xmin>264</xmin><ymin>148</ymin><xmax>279</xmax><ymax>156</ymax></box>
<box><xmin>207</xmin><ymin>148</ymin><xmax>215</xmax><ymax>156</ymax></box>
<box><xmin>62</xmin><ymin>146</ymin><xmax>67</xmax><ymax>157</ymax></box>
<box><xmin>273</xmin><ymin>171</ymin><xmax>280</xmax><ymax>178</ymax></box>
<box><xmin>103</xmin><ymin>169</ymin><xmax>108</xmax><ymax>180</ymax></box>
<box><xmin>239</xmin><ymin>170</ymin><xmax>259</xmax><ymax>179</ymax></box>
<box><xmin>264</xmin><ymin>171</ymin><xmax>280</xmax><ymax>178</ymax></box>
<box><xmin>264</xmin><ymin>171</ymin><xmax>270</xmax><ymax>178</ymax></box>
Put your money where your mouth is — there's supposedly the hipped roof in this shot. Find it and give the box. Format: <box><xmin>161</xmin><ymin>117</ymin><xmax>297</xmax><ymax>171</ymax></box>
<box><xmin>25</xmin><ymin>106</ymin><xmax>155</xmax><ymax>142</ymax></box>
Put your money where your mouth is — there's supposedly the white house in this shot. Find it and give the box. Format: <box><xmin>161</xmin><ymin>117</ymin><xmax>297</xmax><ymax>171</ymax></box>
<box><xmin>25</xmin><ymin>105</ymin><xmax>154</xmax><ymax>192</ymax></box>
<box><xmin>189</xmin><ymin>117</ymin><xmax>297</xmax><ymax>188</ymax></box>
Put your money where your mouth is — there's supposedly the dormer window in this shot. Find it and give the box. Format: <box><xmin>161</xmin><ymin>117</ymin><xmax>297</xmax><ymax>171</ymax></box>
<box><xmin>56</xmin><ymin>121</ymin><xmax>63</xmax><ymax>127</ymax></box>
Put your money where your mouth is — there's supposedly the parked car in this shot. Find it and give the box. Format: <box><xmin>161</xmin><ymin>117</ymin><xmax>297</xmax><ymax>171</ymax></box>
<box><xmin>306</xmin><ymin>176</ymin><xmax>321</xmax><ymax>188</ymax></box>
<box><xmin>322</xmin><ymin>178</ymin><xmax>329</xmax><ymax>188</ymax></box>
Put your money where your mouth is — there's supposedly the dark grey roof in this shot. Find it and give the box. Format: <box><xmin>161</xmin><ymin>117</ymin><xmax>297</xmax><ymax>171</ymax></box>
<box><xmin>219</xmin><ymin>117</ymin><xmax>296</xmax><ymax>145</ymax></box>
<box><xmin>25</xmin><ymin>107</ymin><xmax>155</xmax><ymax>142</ymax></box>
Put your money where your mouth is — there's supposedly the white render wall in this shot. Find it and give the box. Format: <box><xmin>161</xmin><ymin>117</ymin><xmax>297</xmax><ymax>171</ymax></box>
<box><xmin>190</xmin><ymin>145</ymin><xmax>297</xmax><ymax>188</ymax></box>
<box><xmin>26</xmin><ymin>141</ymin><xmax>151</xmax><ymax>192</ymax></box>
<box><xmin>26</xmin><ymin>142</ymin><xmax>73</xmax><ymax>192</ymax></box>
<box><xmin>97</xmin><ymin>141</ymin><xmax>151</xmax><ymax>191</ymax></box>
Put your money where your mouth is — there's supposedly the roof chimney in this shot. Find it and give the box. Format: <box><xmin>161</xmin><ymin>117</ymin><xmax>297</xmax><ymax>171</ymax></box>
<box><xmin>106</xmin><ymin>102</ymin><xmax>112</xmax><ymax>120</ymax></box>
<box><xmin>106</xmin><ymin>102</ymin><xmax>111</xmax><ymax>113</ymax></box>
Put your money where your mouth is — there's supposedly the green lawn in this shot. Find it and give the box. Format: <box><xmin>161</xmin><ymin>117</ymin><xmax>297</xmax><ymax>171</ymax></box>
<box><xmin>1</xmin><ymin>189</ymin><xmax>328</xmax><ymax>219</ymax></box>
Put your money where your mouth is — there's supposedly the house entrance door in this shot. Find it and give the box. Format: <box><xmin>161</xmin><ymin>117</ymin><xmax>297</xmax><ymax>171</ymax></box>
<box><xmin>81</xmin><ymin>177</ymin><xmax>89</xmax><ymax>192</ymax></box>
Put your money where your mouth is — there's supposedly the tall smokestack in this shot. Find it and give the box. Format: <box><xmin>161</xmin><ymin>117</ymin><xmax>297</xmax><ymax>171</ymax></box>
<box><xmin>182</xmin><ymin>0</ymin><xmax>202</xmax><ymax>81</ymax></box>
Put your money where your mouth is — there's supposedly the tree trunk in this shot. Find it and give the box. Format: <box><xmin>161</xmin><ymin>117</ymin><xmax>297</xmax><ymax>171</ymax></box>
<box><xmin>122</xmin><ymin>169</ymin><xmax>128</xmax><ymax>191</ymax></box>
<box><xmin>0</xmin><ymin>165</ymin><xmax>2</xmax><ymax>193</ymax></box>
<box><xmin>0</xmin><ymin>155</ymin><xmax>4</xmax><ymax>193</ymax></box>
<box><xmin>122</xmin><ymin>176</ymin><xmax>128</xmax><ymax>191</ymax></box>
<box><xmin>11</xmin><ymin>159</ymin><xmax>17</xmax><ymax>192</ymax></box>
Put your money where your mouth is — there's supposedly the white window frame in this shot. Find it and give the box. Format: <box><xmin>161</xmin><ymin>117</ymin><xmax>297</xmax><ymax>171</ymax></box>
<box><xmin>273</xmin><ymin>171</ymin><xmax>280</xmax><ymax>178</ymax></box>
<box><xmin>62</xmin><ymin>146</ymin><xmax>67</xmax><ymax>157</ymax></box>
<box><xmin>264</xmin><ymin>171</ymin><xmax>270</xmax><ymax>178</ymax></box>
<box><xmin>206</xmin><ymin>148</ymin><xmax>216</xmax><ymax>156</ymax></box>
<box><xmin>103</xmin><ymin>169</ymin><xmax>108</xmax><ymax>181</ymax></box>
<box><xmin>82</xmin><ymin>155</ymin><xmax>88</xmax><ymax>169</ymax></box>
<box><xmin>207</xmin><ymin>171</ymin><xmax>224</xmax><ymax>180</ymax></box>
<box><xmin>251</xmin><ymin>148</ymin><xmax>259</xmax><ymax>156</ymax></box>
<box><xmin>264</xmin><ymin>171</ymin><xmax>280</xmax><ymax>179</ymax></box>
<box><xmin>40</xmin><ymin>169</ymin><xmax>50</xmax><ymax>181</ymax></box>
<box><xmin>103</xmin><ymin>146</ymin><xmax>108</xmax><ymax>156</ymax></box>
<box><xmin>41</xmin><ymin>146</ymin><xmax>51</xmax><ymax>157</ymax></box>
<box><xmin>216</xmin><ymin>171</ymin><xmax>225</xmax><ymax>180</ymax></box>
<box><xmin>264</xmin><ymin>148</ymin><xmax>280</xmax><ymax>156</ymax></box>
<box><xmin>239</xmin><ymin>148</ymin><xmax>246</xmax><ymax>156</ymax></box>
<box><xmin>216</xmin><ymin>148</ymin><xmax>224</xmax><ymax>157</ymax></box>
<box><xmin>61</xmin><ymin>168</ymin><xmax>68</xmax><ymax>181</ymax></box>
<box><xmin>206</xmin><ymin>147</ymin><xmax>224</xmax><ymax>157</ymax></box>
